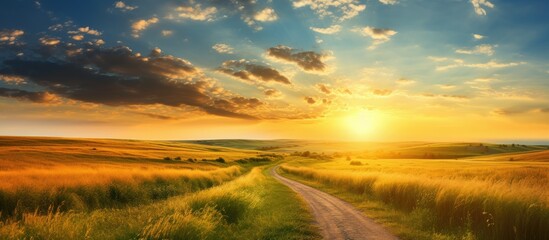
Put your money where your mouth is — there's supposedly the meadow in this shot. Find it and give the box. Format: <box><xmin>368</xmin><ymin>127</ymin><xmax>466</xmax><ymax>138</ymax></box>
<box><xmin>280</xmin><ymin>150</ymin><xmax>549</xmax><ymax>240</ymax></box>
<box><xmin>1</xmin><ymin>137</ymin><xmax>548</xmax><ymax>239</ymax></box>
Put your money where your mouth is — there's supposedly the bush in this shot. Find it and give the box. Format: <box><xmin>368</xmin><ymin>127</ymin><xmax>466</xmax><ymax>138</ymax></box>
<box><xmin>350</xmin><ymin>161</ymin><xmax>362</xmax><ymax>166</ymax></box>
<box><xmin>215</xmin><ymin>157</ymin><xmax>226</xmax><ymax>163</ymax></box>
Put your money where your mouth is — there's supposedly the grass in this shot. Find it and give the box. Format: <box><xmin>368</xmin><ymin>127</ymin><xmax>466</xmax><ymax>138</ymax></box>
<box><xmin>0</xmin><ymin>167</ymin><xmax>320</xmax><ymax>239</ymax></box>
<box><xmin>280</xmin><ymin>153</ymin><xmax>549</xmax><ymax>240</ymax></box>
<box><xmin>0</xmin><ymin>137</ymin><xmax>319</xmax><ymax>239</ymax></box>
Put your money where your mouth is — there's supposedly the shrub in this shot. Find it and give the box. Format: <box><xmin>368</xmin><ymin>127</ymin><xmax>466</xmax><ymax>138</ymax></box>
<box><xmin>350</xmin><ymin>161</ymin><xmax>362</xmax><ymax>166</ymax></box>
<box><xmin>215</xmin><ymin>157</ymin><xmax>226</xmax><ymax>163</ymax></box>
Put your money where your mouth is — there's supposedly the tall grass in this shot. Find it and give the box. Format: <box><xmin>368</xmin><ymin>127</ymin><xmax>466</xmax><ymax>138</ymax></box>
<box><xmin>0</xmin><ymin>168</ymin><xmax>262</xmax><ymax>239</ymax></box>
<box><xmin>280</xmin><ymin>165</ymin><xmax>549</xmax><ymax>240</ymax></box>
<box><xmin>0</xmin><ymin>166</ymin><xmax>242</xmax><ymax>218</ymax></box>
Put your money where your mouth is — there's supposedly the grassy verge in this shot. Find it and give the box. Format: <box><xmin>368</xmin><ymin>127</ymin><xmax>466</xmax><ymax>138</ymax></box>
<box><xmin>0</xmin><ymin>166</ymin><xmax>320</xmax><ymax>239</ymax></box>
<box><xmin>279</xmin><ymin>165</ymin><xmax>549</xmax><ymax>240</ymax></box>
<box><xmin>0</xmin><ymin>166</ymin><xmax>243</xmax><ymax>219</ymax></box>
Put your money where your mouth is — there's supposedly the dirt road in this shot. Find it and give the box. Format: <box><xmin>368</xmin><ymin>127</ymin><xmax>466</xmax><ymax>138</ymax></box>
<box><xmin>271</xmin><ymin>166</ymin><xmax>399</xmax><ymax>240</ymax></box>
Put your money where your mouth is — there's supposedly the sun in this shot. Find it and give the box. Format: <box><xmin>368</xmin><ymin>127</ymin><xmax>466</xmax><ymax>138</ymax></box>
<box><xmin>342</xmin><ymin>110</ymin><xmax>379</xmax><ymax>139</ymax></box>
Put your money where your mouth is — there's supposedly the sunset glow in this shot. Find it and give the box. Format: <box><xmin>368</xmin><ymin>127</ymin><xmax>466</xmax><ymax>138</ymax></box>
<box><xmin>0</xmin><ymin>0</ymin><xmax>547</xmax><ymax>142</ymax></box>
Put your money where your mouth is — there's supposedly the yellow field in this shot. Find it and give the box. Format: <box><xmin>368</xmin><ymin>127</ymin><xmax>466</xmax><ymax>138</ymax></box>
<box><xmin>0</xmin><ymin>136</ymin><xmax>266</xmax><ymax>219</ymax></box>
<box><xmin>281</xmin><ymin>150</ymin><xmax>549</xmax><ymax>240</ymax></box>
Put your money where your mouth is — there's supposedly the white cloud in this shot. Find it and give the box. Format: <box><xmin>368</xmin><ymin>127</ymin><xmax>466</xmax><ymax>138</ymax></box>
<box><xmin>473</xmin><ymin>34</ymin><xmax>485</xmax><ymax>40</ymax></box>
<box><xmin>161</xmin><ymin>30</ymin><xmax>173</xmax><ymax>37</ymax></box>
<box><xmin>436</xmin><ymin>84</ymin><xmax>456</xmax><ymax>90</ymax></box>
<box><xmin>379</xmin><ymin>0</ymin><xmax>398</xmax><ymax>5</ymax></box>
<box><xmin>470</xmin><ymin>0</ymin><xmax>494</xmax><ymax>16</ymax></box>
<box><xmin>131</xmin><ymin>17</ymin><xmax>159</xmax><ymax>38</ymax></box>
<box><xmin>212</xmin><ymin>43</ymin><xmax>234</xmax><ymax>54</ymax></box>
<box><xmin>167</xmin><ymin>2</ymin><xmax>217</xmax><ymax>21</ymax></box>
<box><xmin>435</xmin><ymin>59</ymin><xmax>525</xmax><ymax>71</ymax></box>
<box><xmin>292</xmin><ymin>0</ymin><xmax>366</xmax><ymax>22</ymax></box>
<box><xmin>456</xmin><ymin>44</ymin><xmax>496</xmax><ymax>56</ymax></box>
<box><xmin>253</xmin><ymin>8</ymin><xmax>278</xmax><ymax>22</ymax></box>
<box><xmin>114</xmin><ymin>1</ymin><xmax>137</xmax><ymax>11</ymax></box>
<box><xmin>310</xmin><ymin>25</ymin><xmax>341</xmax><ymax>34</ymax></box>
<box><xmin>352</xmin><ymin>26</ymin><xmax>397</xmax><ymax>49</ymax></box>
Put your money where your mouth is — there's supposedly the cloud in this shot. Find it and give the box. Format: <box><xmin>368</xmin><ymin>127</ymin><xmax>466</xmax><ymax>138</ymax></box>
<box><xmin>39</xmin><ymin>37</ymin><xmax>61</xmax><ymax>46</ymax></box>
<box><xmin>372</xmin><ymin>89</ymin><xmax>393</xmax><ymax>96</ymax></box>
<box><xmin>212</xmin><ymin>43</ymin><xmax>234</xmax><ymax>54</ymax></box>
<box><xmin>0</xmin><ymin>87</ymin><xmax>58</xmax><ymax>103</ymax></box>
<box><xmin>430</xmin><ymin>57</ymin><xmax>525</xmax><ymax>71</ymax></box>
<box><xmin>292</xmin><ymin>0</ymin><xmax>366</xmax><ymax>22</ymax></box>
<box><xmin>473</xmin><ymin>34</ymin><xmax>485</xmax><ymax>40</ymax></box>
<box><xmin>114</xmin><ymin>1</ymin><xmax>137</xmax><ymax>11</ymax></box>
<box><xmin>379</xmin><ymin>0</ymin><xmax>398</xmax><ymax>5</ymax></box>
<box><xmin>0</xmin><ymin>46</ymin><xmax>258</xmax><ymax>119</ymax></box>
<box><xmin>218</xmin><ymin>59</ymin><xmax>291</xmax><ymax>85</ymax></box>
<box><xmin>131</xmin><ymin>17</ymin><xmax>159</xmax><ymax>38</ymax></box>
<box><xmin>456</xmin><ymin>44</ymin><xmax>495</xmax><ymax>56</ymax></box>
<box><xmin>207</xmin><ymin>0</ymin><xmax>279</xmax><ymax>31</ymax></box>
<box><xmin>352</xmin><ymin>26</ymin><xmax>397</xmax><ymax>49</ymax></box>
<box><xmin>78</xmin><ymin>26</ymin><xmax>101</xmax><ymax>36</ymax></box>
<box><xmin>316</xmin><ymin>83</ymin><xmax>331</xmax><ymax>94</ymax></box>
<box><xmin>167</xmin><ymin>1</ymin><xmax>217</xmax><ymax>21</ymax></box>
<box><xmin>304</xmin><ymin>96</ymin><xmax>316</xmax><ymax>104</ymax></box>
<box><xmin>253</xmin><ymin>8</ymin><xmax>278</xmax><ymax>22</ymax></box>
<box><xmin>266</xmin><ymin>45</ymin><xmax>329</xmax><ymax>72</ymax></box>
<box><xmin>421</xmin><ymin>93</ymin><xmax>469</xmax><ymax>100</ymax></box>
<box><xmin>310</xmin><ymin>25</ymin><xmax>341</xmax><ymax>34</ymax></box>
<box><xmin>396</xmin><ymin>78</ymin><xmax>416</xmax><ymax>85</ymax></box>
<box><xmin>471</xmin><ymin>0</ymin><xmax>494</xmax><ymax>16</ymax></box>
<box><xmin>263</xmin><ymin>88</ymin><xmax>283</xmax><ymax>98</ymax></box>
<box><xmin>71</xmin><ymin>35</ymin><xmax>84</xmax><ymax>41</ymax></box>
<box><xmin>0</xmin><ymin>74</ymin><xmax>26</xmax><ymax>85</ymax></box>
<box><xmin>132</xmin><ymin>111</ymin><xmax>175</xmax><ymax>120</ymax></box>
<box><xmin>161</xmin><ymin>30</ymin><xmax>173</xmax><ymax>37</ymax></box>
<box><xmin>436</xmin><ymin>84</ymin><xmax>456</xmax><ymax>90</ymax></box>
<box><xmin>0</xmin><ymin>29</ymin><xmax>24</xmax><ymax>45</ymax></box>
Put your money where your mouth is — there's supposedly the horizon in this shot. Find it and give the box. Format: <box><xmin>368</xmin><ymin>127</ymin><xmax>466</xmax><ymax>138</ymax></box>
<box><xmin>1</xmin><ymin>0</ymin><xmax>548</xmax><ymax>141</ymax></box>
<box><xmin>2</xmin><ymin>135</ymin><xmax>549</xmax><ymax>145</ymax></box>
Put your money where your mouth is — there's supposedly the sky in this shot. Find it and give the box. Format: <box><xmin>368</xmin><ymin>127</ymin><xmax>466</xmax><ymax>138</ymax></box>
<box><xmin>0</xmin><ymin>0</ymin><xmax>548</xmax><ymax>142</ymax></box>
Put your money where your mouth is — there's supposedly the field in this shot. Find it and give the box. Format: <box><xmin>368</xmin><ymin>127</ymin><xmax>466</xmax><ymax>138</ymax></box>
<box><xmin>0</xmin><ymin>137</ymin><xmax>318</xmax><ymax>239</ymax></box>
<box><xmin>1</xmin><ymin>137</ymin><xmax>548</xmax><ymax>239</ymax></box>
<box><xmin>279</xmin><ymin>148</ymin><xmax>549</xmax><ymax>240</ymax></box>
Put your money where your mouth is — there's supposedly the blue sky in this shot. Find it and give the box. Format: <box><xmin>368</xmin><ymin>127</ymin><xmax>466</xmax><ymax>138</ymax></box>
<box><xmin>0</xmin><ymin>0</ymin><xmax>548</xmax><ymax>140</ymax></box>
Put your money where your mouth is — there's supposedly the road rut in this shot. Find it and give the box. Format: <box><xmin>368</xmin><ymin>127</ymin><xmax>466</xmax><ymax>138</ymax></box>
<box><xmin>271</xmin><ymin>166</ymin><xmax>399</xmax><ymax>240</ymax></box>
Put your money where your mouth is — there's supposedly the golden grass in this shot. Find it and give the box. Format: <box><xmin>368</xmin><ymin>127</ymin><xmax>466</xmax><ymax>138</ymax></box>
<box><xmin>0</xmin><ymin>168</ymin><xmax>263</xmax><ymax>239</ymax></box>
<box><xmin>0</xmin><ymin>136</ymin><xmax>260</xmax><ymax>219</ymax></box>
<box><xmin>281</xmin><ymin>156</ymin><xmax>549</xmax><ymax>240</ymax></box>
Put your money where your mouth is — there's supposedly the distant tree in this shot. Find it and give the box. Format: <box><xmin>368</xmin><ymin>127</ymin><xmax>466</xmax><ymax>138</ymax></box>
<box><xmin>163</xmin><ymin>157</ymin><xmax>171</xmax><ymax>161</ymax></box>
<box><xmin>174</xmin><ymin>156</ymin><xmax>181</xmax><ymax>161</ymax></box>
<box><xmin>215</xmin><ymin>157</ymin><xmax>226</xmax><ymax>163</ymax></box>
<box><xmin>302</xmin><ymin>151</ymin><xmax>311</xmax><ymax>157</ymax></box>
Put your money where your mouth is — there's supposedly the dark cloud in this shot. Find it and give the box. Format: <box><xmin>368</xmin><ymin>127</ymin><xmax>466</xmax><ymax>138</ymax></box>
<box><xmin>267</xmin><ymin>45</ymin><xmax>327</xmax><ymax>72</ymax></box>
<box><xmin>132</xmin><ymin>112</ymin><xmax>176</xmax><ymax>120</ymax></box>
<box><xmin>0</xmin><ymin>46</ymin><xmax>257</xmax><ymax>119</ymax></box>
<box><xmin>0</xmin><ymin>87</ymin><xmax>57</xmax><ymax>103</ymax></box>
<box><xmin>316</xmin><ymin>83</ymin><xmax>331</xmax><ymax>94</ymax></box>
<box><xmin>213</xmin><ymin>96</ymin><xmax>263</xmax><ymax>111</ymax></box>
<box><xmin>218</xmin><ymin>60</ymin><xmax>291</xmax><ymax>85</ymax></box>
<box><xmin>304</xmin><ymin>96</ymin><xmax>316</xmax><ymax>104</ymax></box>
